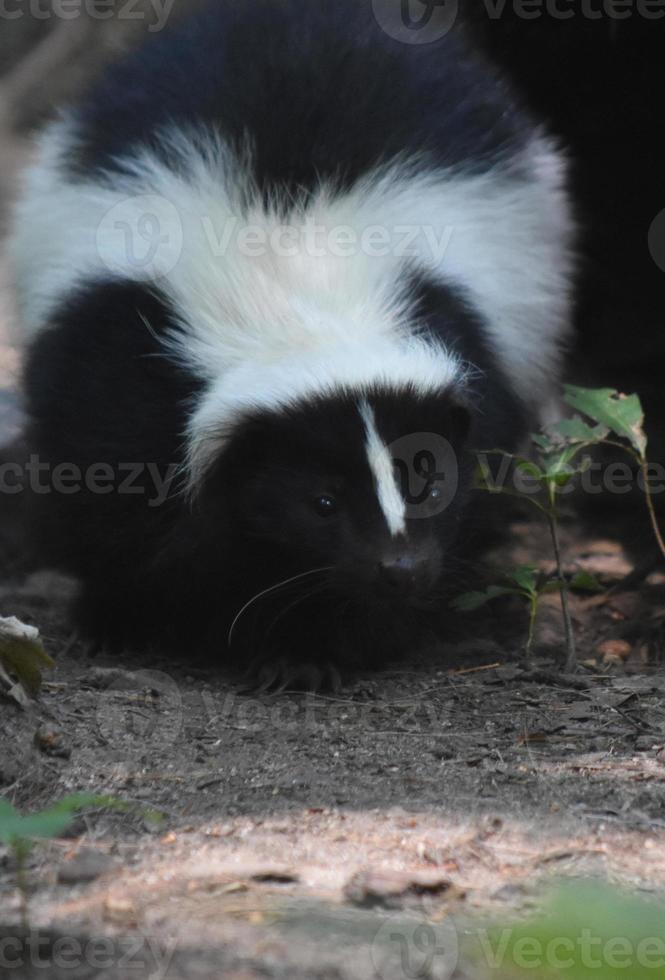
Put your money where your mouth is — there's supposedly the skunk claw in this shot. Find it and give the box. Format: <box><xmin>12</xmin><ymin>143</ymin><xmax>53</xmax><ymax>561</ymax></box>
<box><xmin>243</xmin><ymin>656</ymin><xmax>343</xmax><ymax>693</ymax></box>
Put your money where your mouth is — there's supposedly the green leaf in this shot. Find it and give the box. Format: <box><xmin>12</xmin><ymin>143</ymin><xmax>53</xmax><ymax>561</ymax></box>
<box><xmin>543</xmin><ymin>444</ymin><xmax>591</xmax><ymax>477</ymax></box>
<box><xmin>509</xmin><ymin>565</ymin><xmax>539</xmax><ymax>594</ymax></box>
<box><xmin>0</xmin><ymin>793</ymin><xmax>124</xmax><ymax>846</ymax></box>
<box><xmin>570</xmin><ymin>570</ymin><xmax>604</xmax><ymax>593</ymax></box>
<box><xmin>531</xmin><ymin>432</ymin><xmax>557</xmax><ymax>452</ymax></box>
<box><xmin>452</xmin><ymin>565</ymin><xmax>556</xmax><ymax>611</ymax></box>
<box><xmin>555</xmin><ymin>415</ymin><xmax>610</xmax><ymax>445</ymax></box>
<box><xmin>474</xmin><ymin>453</ymin><xmax>516</xmax><ymax>493</ymax></box>
<box><xmin>0</xmin><ymin>798</ymin><xmax>18</xmax><ymax>820</ymax></box>
<box><xmin>474</xmin><ymin>462</ymin><xmax>500</xmax><ymax>493</ymax></box>
<box><xmin>481</xmin><ymin>883</ymin><xmax>665</xmax><ymax>979</ymax></box>
<box><xmin>0</xmin><ymin>616</ymin><xmax>54</xmax><ymax>699</ymax></box>
<box><xmin>564</xmin><ymin>385</ymin><xmax>647</xmax><ymax>456</ymax></box>
<box><xmin>515</xmin><ymin>459</ymin><xmax>546</xmax><ymax>481</ymax></box>
<box><xmin>552</xmin><ymin>470</ymin><xmax>575</xmax><ymax>488</ymax></box>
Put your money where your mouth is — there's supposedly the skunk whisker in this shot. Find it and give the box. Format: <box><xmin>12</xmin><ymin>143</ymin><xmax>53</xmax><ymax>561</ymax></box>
<box><xmin>228</xmin><ymin>566</ymin><xmax>333</xmax><ymax>647</ymax></box>
<box><xmin>260</xmin><ymin>584</ymin><xmax>331</xmax><ymax>646</ymax></box>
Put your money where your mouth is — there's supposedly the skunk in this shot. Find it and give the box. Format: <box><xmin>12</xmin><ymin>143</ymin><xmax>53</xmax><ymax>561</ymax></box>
<box><xmin>9</xmin><ymin>0</ymin><xmax>574</xmax><ymax>689</ymax></box>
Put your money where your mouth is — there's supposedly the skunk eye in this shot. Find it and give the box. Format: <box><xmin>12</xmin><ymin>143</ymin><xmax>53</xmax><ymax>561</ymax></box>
<box><xmin>313</xmin><ymin>494</ymin><xmax>338</xmax><ymax>517</ymax></box>
<box><xmin>429</xmin><ymin>485</ymin><xmax>442</xmax><ymax>502</ymax></box>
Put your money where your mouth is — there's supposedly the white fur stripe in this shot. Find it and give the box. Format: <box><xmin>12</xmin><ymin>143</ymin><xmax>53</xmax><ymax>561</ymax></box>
<box><xmin>359</xmin><ymin>400</ymin><xmax>406</xmax><ymax>538</ymax></box>
<box><xmin>185</xmin><ymin>338</ymin><xmax>461</xmax><ymax>487</ymax></box>
<box><xmin>9</xmin><ymin>123</ymin><xmax>573</xmax><ymax>419</ymax></box>
<box><xmin>8</xmin><ymin>121</ymin><xmax>574</xmax><ymax>488</ymax></box>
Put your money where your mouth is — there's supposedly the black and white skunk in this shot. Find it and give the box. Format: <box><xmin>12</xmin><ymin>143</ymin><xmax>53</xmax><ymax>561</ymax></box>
<box><xmin>9</xmin><ymin>0</ymin><xmax>574</xmax><ymax>689</ymax></box>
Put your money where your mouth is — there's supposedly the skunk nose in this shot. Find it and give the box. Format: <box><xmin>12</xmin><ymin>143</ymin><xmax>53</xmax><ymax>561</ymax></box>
<box><xmin>378</xmin><ymin>555</ymin><xmax>429</xmax><ymax>593</ymax></box>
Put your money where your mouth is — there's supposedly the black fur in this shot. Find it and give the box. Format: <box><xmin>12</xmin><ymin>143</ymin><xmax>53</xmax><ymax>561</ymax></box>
<box><xmin>24</xmin><ymin>274</ymin><xmax>527</xmax><ymax>677</ymax></box>
<box><xmin>20</xmin><ymin>0</ymin><xmax>538</xmax><ymax>687</ymax></box>
<box><xmin>67</xmin><ymin>0</ymin><xmax>535</xmax><ymax>195</ymax></box>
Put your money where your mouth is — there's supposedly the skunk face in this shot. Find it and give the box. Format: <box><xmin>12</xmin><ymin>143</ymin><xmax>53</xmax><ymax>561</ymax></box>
<box><xmin>187</xmin><ymin>388</ymin><xmax>478</xmax><ymax>684</ymax></box>
<box><xmin>204</xmin><ymin>391</ymin><xmax>471</xmax><ymax>610</ymax></box>
<box><xmin>9</xmin><ymin>0</ymin><xmax>575</xmax><ymax>686</ymax></box>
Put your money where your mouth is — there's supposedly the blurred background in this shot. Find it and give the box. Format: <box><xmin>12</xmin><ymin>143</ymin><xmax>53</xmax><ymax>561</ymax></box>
<box><xmin>0</xmin><ymin>0</ymin><xmax>203</xmax><ymax>441</ymax></box>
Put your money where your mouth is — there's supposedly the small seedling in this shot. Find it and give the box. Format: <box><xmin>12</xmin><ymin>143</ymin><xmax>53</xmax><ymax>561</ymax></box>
<box><xmin>0</xmin><ymin>793</ymin><xmax>157</xmax><ymax>926</ymax></box>
<box><xmin>462</xmin><ymin>384</ymin><xmax>651</xmax><ymax>672</ymax></box>
<box><xmin>452</xmin><ymin>565</ymin><xmax>553</xmax><ymax>658</ymax></box>
<box><xmin>453</xmin><ymin>565</ymin><xmax>600</xmax><ymax>660</ymax></box>
<box><xmin>474</xmin><ymin>431</ymin><xmax>596</xmax><ymax>670</ymax></box>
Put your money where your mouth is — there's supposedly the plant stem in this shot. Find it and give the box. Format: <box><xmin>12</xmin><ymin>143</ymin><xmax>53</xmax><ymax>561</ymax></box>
<box><xmin>640</xmin><ymin>455</ymin><xmax>665</xmax><ymax>561</ymax></box>
<box><xmin>604</xmin><ymin>441</ymin><xmax>665</xmax><ymax>562</ymax></box>
<box><xmin>15</xmin><ymin>846</ymin><xmax>29</xmax><ymax>929</ymax></box>
<box><xmin>547</xmin><ymin>511</ymin><xmax>577</xmax><ymax>672</ymax></box>
<box><xmin>525</xmin><ymin>595</ymin><xmax>538</xmax><ymax>660</ymax></box>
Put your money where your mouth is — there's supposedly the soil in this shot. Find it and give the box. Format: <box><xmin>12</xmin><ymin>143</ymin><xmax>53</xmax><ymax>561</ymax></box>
<box><xmin>3</xmin><ymin>443</ymin><xmax>665</xmax><ymax>978</ymax></box>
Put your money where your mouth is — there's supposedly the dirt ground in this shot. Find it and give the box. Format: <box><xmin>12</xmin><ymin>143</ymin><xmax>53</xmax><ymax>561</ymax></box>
<box><xmin>4</xmin><ymin>421</ymin><xmax>665</xmax><ymax>979</ymax></box>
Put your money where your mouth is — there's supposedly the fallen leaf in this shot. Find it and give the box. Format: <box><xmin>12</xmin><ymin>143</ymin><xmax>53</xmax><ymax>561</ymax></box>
<box><xmin>0</xmin><ymin>616</ymin><xmax>53</xmax><ymax>705</ymax></box>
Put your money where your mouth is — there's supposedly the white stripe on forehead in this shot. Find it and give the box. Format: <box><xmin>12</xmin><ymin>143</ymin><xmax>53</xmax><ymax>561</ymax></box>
<box><xmin>359</xmin><ymin>399</ymin><xmax>407</xmax><ymax>538</ymax></box>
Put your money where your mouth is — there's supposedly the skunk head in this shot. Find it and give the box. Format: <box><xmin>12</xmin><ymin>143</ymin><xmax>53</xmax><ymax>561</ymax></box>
<box><xmin>199</xmin><ymin>386</ymin><xmax>472</xmax><ymax>610</ymax></box>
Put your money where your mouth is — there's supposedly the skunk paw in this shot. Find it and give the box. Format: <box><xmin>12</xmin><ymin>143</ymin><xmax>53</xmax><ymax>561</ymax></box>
<box><xmin>242</xmin><ymin>656</ymin><xmax>342</xmax><ymax>694</ymax></box>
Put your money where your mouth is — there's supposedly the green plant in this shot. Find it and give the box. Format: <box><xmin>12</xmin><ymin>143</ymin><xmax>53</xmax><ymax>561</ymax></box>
<box><xmin>561</xmin><ymin>385</ymin><xmax>665</xmax><ymax>560</ymax></box>
<box><xmin>453</xmin><ymin>565</ymin><xmax>599</xmax><ymax>660</ymax></box>
<box><xmin>475</xmin><ymin>882</ymin><xmax>665</xmax><ymax>978</ymax></box>
<box><xmin>473</xmin><ymin>435</ymin><xmax>598</xmax><ymax>671</ymax></box>
<box><xmin>456</xmin><ymin>384</ymin><xmax>655</xmax><ymax>671</ymax></box>
<box><xmin>0</xmin><ymin>793</ymin><xmax>142</xmax><ymax>926</ymax></box>
<box><xmin>453</xmin><ymin>565</ymin><xmax>552</xmax><ymax>658</ymax></box>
